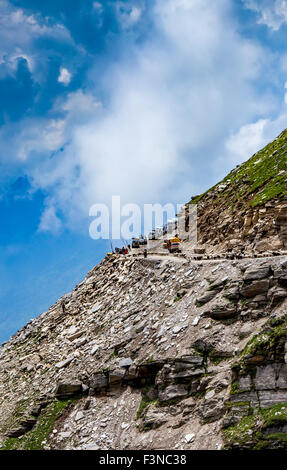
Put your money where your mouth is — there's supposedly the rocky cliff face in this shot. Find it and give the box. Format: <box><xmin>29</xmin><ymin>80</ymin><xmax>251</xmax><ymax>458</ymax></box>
<box><xmin>188</xmin><ymin>129</ymin><xmax>287</xmax><ymax>255</ymax></box>
<box><xmin>0</xmin><ymin>132</ymin><xmax>287</xmax><ymax>451</ymax></box>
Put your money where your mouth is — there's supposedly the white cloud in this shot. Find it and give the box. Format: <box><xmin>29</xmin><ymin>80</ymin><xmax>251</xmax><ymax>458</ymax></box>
<box><xmin>38</xmin><ymin>205</ymin><xmax>62</xmax><ymax>234</ymax></box>
<box><xmin>0</xmin><ymin>90</ymin><xmax>101</xmax><ymax>163</ymax></box>
<box><xmin>116</xmin><ymin>2</ymin><xmax>143</xmax><ymax>29</ymax></box>
<box><xmin>129</xmin><ymin>7</ymin><xmax>142</xmax><ymax>24</ymax></box>
<box><xmin>0</xmin><ymin>0</ymin><xmax>73</xmax><ymax>79</ymax></box>
<box><xmin>1</xmin><ymin>0</ymin><xmax>286</xmax><ymax>232</ymax></box>
<box><xmin>225</xmin><ymin>119</ymin><xmax>270</xmax><ymax>165</ymax></box>
<box><xmin>0</xmin><ymin>0</ymin><xmax>71</xmax><ymax>44</ymax></box>
<box><xmin>243</xmin><ymin>0</ymin><xmax>287</xmax><ymax>31</ymax></box>
<box><xmin>219</xmin><ymin>107</ymin><xmax>287</xmax><ymax>179</ymax></box>
<box><xmin>58</xmin><ymin>67</ymin><xmax>72</xmax><ymax>85</ymax></box>
<box><xmin>60</xmin><ymin>90</ymin><xmax>102</xmax><ymax>113</ymax></box>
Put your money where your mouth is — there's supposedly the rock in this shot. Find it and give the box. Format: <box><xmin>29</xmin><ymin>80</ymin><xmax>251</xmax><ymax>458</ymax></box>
<box><xmin>90</xmin><ymin>373</ymin><xmax>108</xmax><ymax>392</ymax></box>
<box><xmin>85</xmin><ymin>444</ymin><xmax>100</xmax><ymax>450</ymax></box>
<box><xmin>194</xmin><ymin>248</ymin><xmax>206</xmax><ymax>255</ymax></box>
<box><xmin>205</xmin><ymin>303</ymin><xmax>237</xmax><ymax>320</ymax></box>
<box><xmin>19</xmin><ymin>416</ymin><xmax>37</xmax><ymax>430</ymax></box>
<box><xmin>55</xmin><ymin>356</ymin><xmax>74</xmax><ymax>369</ymax></box>
<box><xmin>205</xmin><ymin>390</ymin><xmax>215</xmax><ymax>400</ymax></box>
<box><xmin>198</xmin><ymin>399</ymin><xmax>224</xmax><ymax>423</ymax></box>
<box><xmin>276</xmin><ymin>364</ymin><xmax>287</xmax><ymax>389</ymax></box>
<box><xmin>65</xmin><ymin>325</ymin><xmax>77</xmax><ymax>336</ymax></box>
<box><xmin>238</xmin><ymin>323</ymin><xmax>253</xmax><ymax>339</ymax></box>
<box><xmin>142</xmin><ymin>406</ymin><xmax>168</xmax><ymax>430</ymax></box>
<box><xmin>6</xmin><ymin>426</ymin><xmax>27</xmax><ymax>438</ymax></box>
<box><xmin>185</xmin><ymin>433</ymin><xmax>195</xmax><ymax>443</ymax></box>
<box><xmin>240</xmin><ymin>279</ymin><xmax>269</xmax><ymax>298</ymax></box>
<box><xmin>209</xmin><ymin>277</ymin><xmax>229</xmax><ymax>290</ymax></box>
<box><xmin>90</xmin><ymin>344</ymin><xmax>99</xmax><ymax>355</ymax></box>
<box><xmin>258</xmin><ymin>390</ymin><xmax>287</xmax><ymax>408</ymax></box>
<box><xmin>67</xmin><ymin>330</ymin><xmax>85</xmax><ymax>341</ymax></box>
<box><xmin>30</xmin><ymin>405</ymin><xmax>42</xmax><ymax>417</ymax></box>
<box><xmin>243</xmin><ymin>265</ymin><xmax>271</xmax><ymax>281</ymax></box>
<box><xmin>158</xmin><ymin>384</ymin><xmax>189</xmax><ymax>403</ymax></box>
<box><xmin>238</xmin><ymin>375</ymin><xmax>252</xmax><ymax>391</ymax></box>
<box><xmin>273</xmin><ymin>261</ymin><xmax>287</xmax><ymax>284</ymax></box>
<box><xmin>268</xmin><ymin>286</ymin><xmax>287</xmax><ymax>304</ymax></box>
<box><xmin>196</xmin><ymin>290</ymin><xmax>218</xmax><ymax>305</ymax></box>
<box><xmin>109</xmin><ymin>369</ymin><xmax>126</xmax><ymax>385</ymax></box>
<box><xmin>222</xmin><ymin>404</ymin><xmax>250</xmax><ymax>428</ymax></box>
<box><xmin>74</xmin><ymin>411</ymin><xmax>84</xmax><ymax>422</ymax></box>
<box><xmin>224</xmin><ymin>283</ymin><xmax>240</xmax><ymax>300</ymax></box>
<box><xmin>119</xmin><ymin>358</ymin><xmax>133</xmax><ymax>368</ymax></box>
<box><xmin>58</xmin><ymin>431</ymin><xmax>72</xmax><ymax>439</ymax></box>
<box><xmin>172</xmin><ymin>326</ymin><xmax>182</xmax><ymax>334</ymax></box>
<box><xmin>55</xmin><ymin>381</ymin><xmax>83</xmax><ymax>398</ymax></box>
<box><xmin>179</xmin><ymin>356</ymin><xmax>203</xmax><ymax>366</ymax></box>
<box><xmin>91</xmin><ymin>304</ymin><xmax>102</xmax><ymax>313</ymax></box>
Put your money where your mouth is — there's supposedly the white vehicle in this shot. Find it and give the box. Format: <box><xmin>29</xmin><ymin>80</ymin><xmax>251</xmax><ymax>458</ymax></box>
<box><xmin>155</xmin><ymin>227</ymin><xmax>163</xmax><ymax>238</ymax></box>
<box><xmin>167</xmin><ymin>218</ymin><xmax>177</xmax><ymax>234</ymax></box>
<box><xmin>149</xmin><ymin>230</ymin><xmax>157</xmax><ymax>240</ymax></box>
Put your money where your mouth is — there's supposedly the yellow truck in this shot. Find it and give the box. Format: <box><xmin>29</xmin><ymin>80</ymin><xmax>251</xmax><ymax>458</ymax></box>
<box><xmin>164</xmin><ymin>237</ymin><xmax>182</xmax><ymax>253</ymax></box>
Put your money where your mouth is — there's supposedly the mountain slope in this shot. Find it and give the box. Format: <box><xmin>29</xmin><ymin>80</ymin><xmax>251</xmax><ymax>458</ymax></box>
<box><xmin>188</xmin><ymin>129</ymin><xmax>287</xmax><ymax>254</ymax></box>
<box><xmin>0</xmin><ymin>131</ymin><xmax>287</xmax><ymax>451</ymax></box>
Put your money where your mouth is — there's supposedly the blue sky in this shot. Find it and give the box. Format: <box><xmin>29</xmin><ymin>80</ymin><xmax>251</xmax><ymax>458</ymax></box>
<box><xmin>1</xmin><ymin>0</ymin><xmax>287</xmax><ymax>343</ymax></box>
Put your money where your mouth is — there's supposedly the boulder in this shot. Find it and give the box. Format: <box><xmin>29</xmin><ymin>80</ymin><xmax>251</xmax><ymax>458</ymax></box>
<box><xmin>55</xmin><ymin>356</ymin><xmax>74</xmax><ymax>369</ymax></box>
<box><xmin>119</xmin><ymin>357</ymin><xmax>133</xmax><ymax>368</ymax></box>
<box><xmin>258</xmin><ymin>390</ymin><xmax>287</xmax><ymax>408</ymax></box>
<box><xmin>273</xmin><ymin>261</ymin><xmax>287</xmax><ymax>285</ymax></box>
<box><xmin>109</xmin><ymin>369</ymin><xmax>126</xmax><ymax>385</ymax></box>
<box><xmin>30</xmin><ymin>405</ymin><xmax>42</xmax><ymax>417</ymax></box>
<box><xmin>198</xmin><ymin>398</ymin><xmax>224</xmax><ymax>423</ymax></box>
<box><xmin>55</xmin><ymin>381</ymin><xmax>83</xmax><ymax>398</ymax></box>
<box><xmin>5</xmin><ymin>426</ymin><xmax>27</xmax><ymax>438</ymax></box>
<box><xmin>209</xmin><ymin>277</ymin><xmax>229</xmax><ymax>291</ymax></box>
<box><xmin>90</xmin><ymin>373</ymin><xmax>108</xmax><ymax>392</ymax></box>
<box><xmin>243</xmin><ymin>265</ymin><xmax>271</xmax><ymax>281</ymax></box>
<box><xmin>158</xmin><ymin>384</ymin><xmax>189</xmax><ymax>403</ymax></box>
<box><xmin>238</xmin><ymin>375</ymin><xmax>252</xmax><ymax>391</ymax></box>
<box><xmin>268</xmin><ymin>286</ymin><xmax>287</xmax><ymax>304</ymax></box>
<box><xmin>254</xmin><ymin>365</ymin><xmax>277</xmax><ymax>390</ymax></box>
<box><xmin>142</xmin><ymin>406</ymin><xmax>168</xmax><ymax>430</ymax></box>
<box><xmin>205</xmin><ymin>303</ymin><xmax>237</xmax><ymax>320</ymax></box>
<box><xmin>224</xmin><ymin>285</ymin><xmax>240</xmax><ymax>301</ymax></box>
<box><xmin>276</xmin><ymin>364</ymin><xmax>287</xmax><ymax>389</ymax></box>
<box><xmin>20</xmin><ymin>416</ymin><xmax>37</xmax><ymax>430</ymax></box>
<box><xmin>240</xmin><ymin>280</ymin><xmax>269</xmax><ymax>298</ymax></box>
<box><xmin>196</xmin><ymin>290</ymin><xmax>218</xmax><ymax>306</ymax></box>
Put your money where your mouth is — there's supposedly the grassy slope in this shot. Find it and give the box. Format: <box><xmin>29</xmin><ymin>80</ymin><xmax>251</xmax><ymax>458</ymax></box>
<box><xmin>190</xmin><ymin>129</ymin><xmax>287</xmax><ymax>209</ymax></box>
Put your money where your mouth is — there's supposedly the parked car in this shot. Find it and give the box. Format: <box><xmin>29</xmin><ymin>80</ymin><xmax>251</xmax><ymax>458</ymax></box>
<box><xmin>155</xmin><ymin>227</ymin><xmax>163</xmax><ymax>238</ymax></box>
<box><xmin>132</xmin><ymin>238</ymin><xmax>140</xmax><ymax>248</ymax></box>
<box><xmin>139</xmin><ymin>235</ymin><xmax>147</xmax><ymax>245</ymax></box>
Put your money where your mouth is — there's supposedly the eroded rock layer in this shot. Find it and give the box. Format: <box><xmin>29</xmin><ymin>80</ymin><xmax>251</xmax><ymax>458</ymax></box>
<box><xmin>0</xmin><ymin>254</ymin><xmax>286</xmax><ymax>450</ymax></box>
<box><xmin>1</xmin><ymin>130</ymin><xmax>287</xmax><ymax>450</ymax></box>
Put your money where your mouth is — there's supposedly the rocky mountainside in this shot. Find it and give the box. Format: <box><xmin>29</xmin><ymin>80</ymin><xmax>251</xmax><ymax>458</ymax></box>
<box><xmin>0</xmin><ymin>132</ymin><xmax>287</xmax><ymax>451</ymax></box>
<box><xmin>188</xmin><ymin>129</ymin><xmax>287</xmax><ymax>254</ymax></box>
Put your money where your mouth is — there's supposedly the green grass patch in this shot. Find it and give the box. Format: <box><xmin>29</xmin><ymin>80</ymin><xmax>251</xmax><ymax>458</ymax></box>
<box><xmin>189</xmin><ymin>129</ymin><xmax>287</xmax><ymax>210</ymax></box>
<box><xmin>1</xmin><ymin>398</ymin><xmax>78</xmax><ymax>450</ymax></box>
<box><xmin>224</xmin><ymin>403</ymin><xmax>287</xmax><ymax>449</ymax></box>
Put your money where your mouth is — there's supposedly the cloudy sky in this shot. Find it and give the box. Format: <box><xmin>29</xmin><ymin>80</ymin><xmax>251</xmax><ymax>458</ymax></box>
<box><xmin>1</xmin><ymin>0</ymin><xmax>287</xmax><ymax>342</ymax></box>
